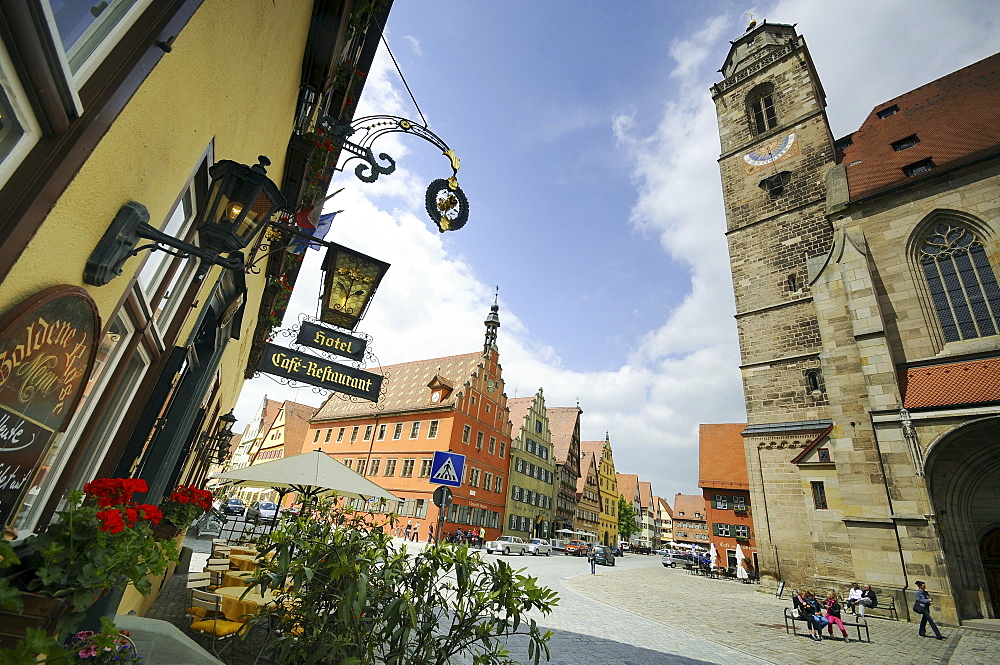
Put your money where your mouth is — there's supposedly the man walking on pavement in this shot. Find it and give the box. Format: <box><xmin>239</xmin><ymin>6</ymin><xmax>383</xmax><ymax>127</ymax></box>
<box><xmin>587</xmin><ymin>545</ymin><xmax>596</xmax><ymax>574</ymax></box>
<box><xmin>914</xmin><ymin>581</ymin><xmax>945</xmax><ymax>639</ymax></box>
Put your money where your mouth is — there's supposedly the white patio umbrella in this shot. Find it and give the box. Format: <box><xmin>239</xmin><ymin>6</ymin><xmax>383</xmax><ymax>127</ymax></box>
<box><xmin>709</xmin><ymin>542</ymin><xmax>719</xmax><ymax>567</ymax></box>
<box><xmin>735</xmin><ymin>543</ymin><xmax>749</xmax><ymax>580</ymax></box>
<box><xmin>213</xmin><ymin>451</ymin><xmax>400</xmax><ymax>504</ymax></box>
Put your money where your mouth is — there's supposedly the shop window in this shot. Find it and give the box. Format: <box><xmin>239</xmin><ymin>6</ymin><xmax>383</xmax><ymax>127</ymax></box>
<box><xmin>13</xmin><ymin>316</ymin><xmax>145</xmax><ymax>531</ymax></box>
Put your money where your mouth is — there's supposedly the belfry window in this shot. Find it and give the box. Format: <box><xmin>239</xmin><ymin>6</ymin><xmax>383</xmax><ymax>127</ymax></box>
<box><xmin>759</xmin><ymin>171</ymin><xmax>791</xmax><ymax>197</ymax></box>
<box><xmin>920</xmin><ymin>224</ymin><xmax>1000</xmax><ymax>342</ymax></box>
<box><xmin>747</xmin><ymin>83</ymin><xmax>778</xmax><ymax>135</ymax></box>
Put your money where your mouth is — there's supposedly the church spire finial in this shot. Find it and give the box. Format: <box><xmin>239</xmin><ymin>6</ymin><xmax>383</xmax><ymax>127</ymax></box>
<box><xmin>483</xmin><ymin>286</ymin><xmax>500</xmax><ymax>355</ymax></box>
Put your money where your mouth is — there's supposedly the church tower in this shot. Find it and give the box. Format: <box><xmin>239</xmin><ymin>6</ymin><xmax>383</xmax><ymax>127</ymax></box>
<box><xmin>712</xmin><ymin>22</ymin><xmax>842</xmax><ymax>585</ymax></box>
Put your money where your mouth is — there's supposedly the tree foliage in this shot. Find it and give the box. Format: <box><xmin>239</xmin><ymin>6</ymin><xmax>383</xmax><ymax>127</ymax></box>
<box><xmin>249</xmin><ymin>499</ymin><xmax>559</xmax><ymax>665</ymax></box>
<box><xmin>617</xmin><ymin>495</ymin><xmax>639</xmax><ymax>542</ymax></box>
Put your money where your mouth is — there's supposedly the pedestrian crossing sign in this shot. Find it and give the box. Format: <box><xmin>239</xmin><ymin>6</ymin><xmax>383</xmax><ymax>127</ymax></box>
<box><xmin>429</xmin><ymin>451</ymin><xmax>465</xmax><ymax>487</ymax></box>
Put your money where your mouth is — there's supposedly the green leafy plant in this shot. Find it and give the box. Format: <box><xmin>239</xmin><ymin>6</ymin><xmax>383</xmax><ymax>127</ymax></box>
<box><xmin>249</xmin><ymin>499</ymin><xmax>559</xmax><ymax>665</ymax></box>
<box><xmin>617</xmin><ymin>495</ymin><xmax>639</xmax><ymax>544</ymax></box>
<box><xmin>159</xmin><ymin>484</ymin><xmax>213</xmax><ymax>529</ymax></box>
<box><xmin>64</xmin><ymin>618</ymin><xmax>144</xmax><ymax>663</ymax></box>
<box><xmin>25</xmin><ymin>480</ymin><xmax>178</xmax><ymax>616</ymax></box>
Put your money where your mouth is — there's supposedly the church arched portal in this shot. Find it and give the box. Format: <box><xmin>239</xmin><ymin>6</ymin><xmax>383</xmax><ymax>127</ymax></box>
<box><xmin>925</xmin><ymin>416</ymin><xmax>1000</xmax><ymax>620</ymax></box>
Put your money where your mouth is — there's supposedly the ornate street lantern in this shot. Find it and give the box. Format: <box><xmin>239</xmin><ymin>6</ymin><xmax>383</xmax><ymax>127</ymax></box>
<box><xmin>319</xmin><ymin>243</ymin><xmax>390</xmax><ymax>331</ymax></box>
<box><xmin>84</xmin><ymin>157</ymin><xmax>286</xmax><ymax>286</ymax></box>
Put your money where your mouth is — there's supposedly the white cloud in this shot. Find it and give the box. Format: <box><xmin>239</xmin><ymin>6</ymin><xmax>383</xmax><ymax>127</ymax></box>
<box><xmin>234</xmin><ymin>2</ymin><xmax>1000</xmax><ymax>505</ymax></box>
<box><xmin>402</xmin><ymin>35</ymin><xmax>423</xmax><ymax>57</ymax></box>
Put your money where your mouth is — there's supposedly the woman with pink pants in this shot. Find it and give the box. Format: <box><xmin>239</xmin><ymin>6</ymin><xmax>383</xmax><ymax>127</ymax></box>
<box><xmin>824</xmin><ymin>591</ymin><xmax>851</xmax><ymax>642</ymax></box>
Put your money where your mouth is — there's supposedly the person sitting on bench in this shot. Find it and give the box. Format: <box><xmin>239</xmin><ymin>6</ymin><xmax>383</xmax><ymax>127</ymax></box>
<box><xmin>852</xmin><ymin>584</ymin><xmax>876</xmax><ymax>616</ymax></box>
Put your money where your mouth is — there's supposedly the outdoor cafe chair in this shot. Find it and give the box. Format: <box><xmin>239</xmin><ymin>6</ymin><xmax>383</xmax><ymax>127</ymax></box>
<box><xmin>187</xmin><ymin>589</ymin><xmax>248</xmax><ymax>656</ymax></box>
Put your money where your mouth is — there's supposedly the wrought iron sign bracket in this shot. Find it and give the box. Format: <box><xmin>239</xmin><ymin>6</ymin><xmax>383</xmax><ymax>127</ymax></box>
<box><xmin>321</xmin><ymin>114</ymin><xmax>469</xmax><ymax>232</ymax></box>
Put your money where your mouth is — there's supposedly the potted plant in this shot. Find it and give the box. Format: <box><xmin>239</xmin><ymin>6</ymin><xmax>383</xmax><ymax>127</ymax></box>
<box><xmin>249</xmin><ymin>499</ymin><xmax>558</xmax><ymax>665</ymax></box>
<box><xmin>0</xmin><ymin>478</ymin><xmax>178</xmax><ymax>646</ymax></box>
<box><xmin>155</xmin><ymin>484</ymin><xmax>213</xmax><ymax>540</ymax></box>
<box><xmin>64</xmin><ymin>618</ymin><xmax>143</xmax><ymax>664</ymax></box>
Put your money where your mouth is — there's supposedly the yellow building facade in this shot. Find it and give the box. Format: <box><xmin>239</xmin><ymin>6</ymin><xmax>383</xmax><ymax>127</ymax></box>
<box><xmin>582</xmin><ymin>436</ymin><xmax>619</xmax><ymax>546</ymax></box>
<box><xmin>0</xmin><ymin>0</ymin><xmax>392</xmax><ymax>621</ymax></box>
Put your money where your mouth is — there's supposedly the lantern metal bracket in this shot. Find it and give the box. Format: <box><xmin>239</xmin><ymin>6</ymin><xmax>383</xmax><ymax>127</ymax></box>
<box><xmin>84</xmin><ymin>201</ymin><xmax>244</xmax><ymax>286</ymax></box>
<box><xmin>244</xmin><ymin>217</ymin><xmax>335</xmax><ymax>274</ymax></box>
<box><xmin>320</xmin><ymin>114</ymin><xmax>469</xmax><ymax>232</ymax></box>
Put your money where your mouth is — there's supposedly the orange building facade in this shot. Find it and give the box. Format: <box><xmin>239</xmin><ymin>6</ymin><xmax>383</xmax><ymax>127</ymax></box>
<box><xmin>308</xmin><ymin>305</ymin><xmax>511</xmax><ymax>541</ymax></box>
<box><xmin>699</xmin><ymin>423</ymin><xmax>757</xmax><ymax>571</ymax></box>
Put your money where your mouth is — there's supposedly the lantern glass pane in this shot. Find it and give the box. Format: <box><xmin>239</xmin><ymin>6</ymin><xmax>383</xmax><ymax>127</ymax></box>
<box><xmin>320</xmin><ymin>246</ymin><xmax>389</xmax><ymax>330</ymax></box>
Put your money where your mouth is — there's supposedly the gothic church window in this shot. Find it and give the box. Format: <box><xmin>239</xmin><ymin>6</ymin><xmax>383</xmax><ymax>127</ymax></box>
<box><xmin>746</xmin><ymin>83</ymin><xmax>777</xmax><ymax>135</ymax></box>
<box><xmin>920</xmin><ymin>223</ymin><xmax>1000</xmax><ymax>342</ymax></box>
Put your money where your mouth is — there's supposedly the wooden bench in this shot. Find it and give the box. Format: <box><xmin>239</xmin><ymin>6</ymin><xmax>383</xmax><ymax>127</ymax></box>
<box><xmin>783</xmin><ymin>608</ymin><xmax>870</xmax><ymax>642</ymax></box>
<box><xmin>863</xmin><ymin>597</ymin><xmax>899</xmax><ymax>621</ymax></box>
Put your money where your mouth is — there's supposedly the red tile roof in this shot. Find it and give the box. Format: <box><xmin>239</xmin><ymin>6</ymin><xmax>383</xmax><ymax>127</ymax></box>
<box><xmin>580</xmin><ymin>440</ymin><xmax>605</xmax><ymax>460</ymax></box>
<box><xmin>548</xmin><ymin>406</ymin><xmax>582</xmax><ymax>465</ymax></box>
<box><xmin>655</xmin><ymin>495</ymin><xmax>673</xmax><ymax>517</ymax></box>
<box><xmin>840</xmin><ymin>53</ymin><xmax>1000</xmax><ymax>201</ymax></box>
<box><xmin>616</xmin><ymin>473</ymin><xmax>638</xmax><ymax>502</ymax></box>
<box><xmin>638</xmin><ymin>481</ymin><xmax>653</xmax><ymax>508</ymax></box>
<box><xmin>698</xmin><ymin>423</ymin><xmax>749</xmax><ymax>490</ymax></box>
<box><xmin>311</xmin><ymin>352</ymin><xmax>483</xmax><ymax>421</ymax></box>
<box><xmin>899</xmin><ymin>358</ymin><xmax>1000</xmax><ymax>409</ymax></box>
<box><xmin>506</xmin><ymin>396</ymin><xmax>535</xmax><ymax>434</ymax></box>
<box><xmin>577</xmin><ymin>451</ymin><xmax>597</xmax><ymax>494</ymax></box>
<box><xmin>672</xmin><ymin>494</ymin><xmax>706</xmax><ymax>521</ymax></box>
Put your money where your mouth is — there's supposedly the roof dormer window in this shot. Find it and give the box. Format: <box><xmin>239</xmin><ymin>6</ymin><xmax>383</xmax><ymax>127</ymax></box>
<box><xmin>891</xmin><ymin>134</ymin><xmax>920</xmax><ymax>151</ymax></box>
<box><xmin>904</xmin><ymin>159</ymin><xmax>935</xmax><ymax>177</ymax></box>
<box><xmin>876</xmin><ymin>104</ymin><xmax>899</xmax><ymax>119</ymax></box>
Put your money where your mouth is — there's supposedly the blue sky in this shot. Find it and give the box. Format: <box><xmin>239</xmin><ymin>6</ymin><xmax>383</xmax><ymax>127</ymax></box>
<box><xmin>235</xmin><ymin>1</ymin><xmax>1000</xmax><ymax>505</ymax></box>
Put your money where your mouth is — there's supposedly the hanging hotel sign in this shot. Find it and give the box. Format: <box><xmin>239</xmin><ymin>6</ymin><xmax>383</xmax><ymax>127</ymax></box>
<box><xmin>0</xmin><ymin>286</ymin><xmax>100</xmax><ymax>525</ymax></box>
<box><xmin>258</xmin><ymin>342</ymin><xmax>382</xmax><ymax>402</ymax></box>
<box><xmin>295</xmin><ymin>321</ymin><xmax>367</xmax><ymax>361</ymax></box>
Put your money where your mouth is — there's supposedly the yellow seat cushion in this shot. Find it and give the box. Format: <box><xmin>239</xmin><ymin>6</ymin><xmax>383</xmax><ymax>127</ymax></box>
<box><xmin>187</xmin><ymin>606</ymin><xmax>217</xmax><ymax>617</ymax></box>
<box><xmin>190</xmin><ymin>619</ymin><xmax>246</xmax><ymax>637</ymax></box>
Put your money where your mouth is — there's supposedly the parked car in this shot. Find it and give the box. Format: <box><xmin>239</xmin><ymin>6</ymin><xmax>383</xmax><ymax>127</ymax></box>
<box><xmin>485</xmin><ymin>535</ymin><xmax>528</xmax><ymax>555</ymax></box>
<box><xmin>526</xmin><ymin>538</ymin><xmax>552</xmax><ymax>556</ymax></box>
<box><xmin>246</xmin><ymin>500</ymin><xmax>278</xmax><ymax>523</ymax></box>
<box><xmin>661</xmin><ymin>552</ymin><xmax>696</xmax><ymax>568</ymax></box>
<box><xmin>564</xmin><ymin>540</ymin><xmax>588</xmax><ymax>556</ymax></box>
<box><xmin>221</xmin><ymin>497</ymin><xmax>245</xmax><ymax>516</ymax></box>
<box><xmin>592</xmin><ymin>545</ymin><xmax>616</xmax><ymax>566</ymax></box>
<box><xmin>655</xmin><ymin>547</ymin><xmax>671</xmax><ymax>555</ymax></box>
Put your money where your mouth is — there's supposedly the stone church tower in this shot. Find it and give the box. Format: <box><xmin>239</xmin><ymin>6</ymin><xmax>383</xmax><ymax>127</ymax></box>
<box><xmin>713</xmin><ymin>21</ymin><xmax>1000</xmax><ymax>625</ymax></box>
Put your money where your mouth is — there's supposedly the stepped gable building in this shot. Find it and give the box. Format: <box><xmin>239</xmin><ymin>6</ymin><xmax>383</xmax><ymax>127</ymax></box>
<box><xmin>699</xmin><ymin>424</ymin><xmax>756</xmax><ymax>571</ymax></box>
<box><xmin>574</xmin><ymin>448</ymin><xmax>601</xmax><ymax>541</ymax></box>
<box><xmin>310</xmin><ymin>303</ymin><xmax>511</xmax><ymax>541</ymax></box>
<box><xmin>548</xmin><ymin>406</ymin><xmax>583</xmax><ymax>535</ymax></box>
<box><xmin>712</xmin><ymin>19</ymin><xmax>1000</xmax><ymax>622</ymax></box>
<box><xmin>672</xmin><ymin>494</ymin><xmax>709</xmax><ymax>549</ymax></box>
<box><xmin>505</xmin><ymin>390</ymin><xmax>556</xmax><ymax>539</ymax></box>
<box><xmin>229</xmin><ymin>398</ymin><xmax>283</xmax><ymax>472</ymax></box>
<box><xmin>582</xmin><ymin>436</ymin><xmax>620</xmax><ymax>546</ymax></box>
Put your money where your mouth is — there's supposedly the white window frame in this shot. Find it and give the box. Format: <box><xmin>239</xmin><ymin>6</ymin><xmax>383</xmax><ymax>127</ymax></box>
<box><xmin>419</xmin><ymin>458</ymin><xmax>432</xmax><ymax>478</ymax></box>
<box><xmin>409</xmin><ymin>421</ymin><xmax>420</xmax><ymax>439</ymax></box>
<box><xmin>392</xmin><ymin>423</ymin><xmax>403</xmax><ymax>440</ymax></box>
<box><xmin>36</xmin><ymin>0</ymin><xmax>155</xmax><ymax>113</ymax></box>
<box><xmin>427</xmin><ymin>420</ymin><xmax>439</xmax><ymax>439</ymax></box>
<box><xmin>0</xmin><ymin>38</ymin><xmax>42</xmax><ymax>189</ymax></box>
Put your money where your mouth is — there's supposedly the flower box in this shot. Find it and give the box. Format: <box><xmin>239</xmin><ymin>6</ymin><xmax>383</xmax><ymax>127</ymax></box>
<box><xmin>0</xmin><ymin>592</ymin><xmax>72</xmax><ymax>649</ymax></box>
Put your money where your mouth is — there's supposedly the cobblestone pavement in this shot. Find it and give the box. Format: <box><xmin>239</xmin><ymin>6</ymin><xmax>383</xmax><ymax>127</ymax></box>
<box><xmin>147</xmin><ymin>536</ymin><xmax>1000</xmax><ymax>664</ymax></box>
<box><xmin>564</xmin><ymin>556</ymin><xmax>1000</xmax><ymax>665</ymax></box>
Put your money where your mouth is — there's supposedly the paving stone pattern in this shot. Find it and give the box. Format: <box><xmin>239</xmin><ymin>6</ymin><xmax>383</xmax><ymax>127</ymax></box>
<box><xmin>567</xmin><ymin>563</ymin><xmax>1000</xmax><ymax>665</ymax></box>
<box><xmin>146</xmin><ymin>536</ymin><xmax>999</xmax><ymax>664</ymax></box>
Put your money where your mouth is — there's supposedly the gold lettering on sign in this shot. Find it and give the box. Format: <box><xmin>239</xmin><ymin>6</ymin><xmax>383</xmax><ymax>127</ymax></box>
<box><xmin>16</xmin><ymin>354</ymin><xmax>59</xmax><ymax>402</ymax></box>
<box><xmin>311</xmin><ymin>330</ymin><xmax>354</xmax><ymax>354</ymax></box>
<box><xmin>0</xmin><ymin>316</ymin><xmax>88</xmax><ymax>418</ymax></box>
